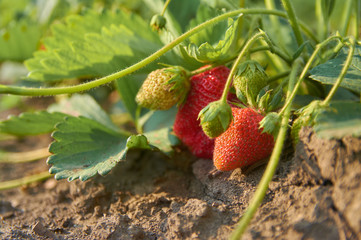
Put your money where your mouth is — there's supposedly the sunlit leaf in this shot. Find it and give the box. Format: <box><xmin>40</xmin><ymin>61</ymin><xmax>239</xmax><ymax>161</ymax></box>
<box><xmin>314</xmin><ymin>101</ymin><xmax>361</xmax><ymax>139</ymax></box>
<box><xmin>310</xmin><ymin>46</ymin><xmax>361</xmax><ymax>93</ymax></box>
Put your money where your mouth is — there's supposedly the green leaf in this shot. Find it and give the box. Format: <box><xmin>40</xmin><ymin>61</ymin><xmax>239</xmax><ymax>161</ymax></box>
<box><xmin>144</xmin><ymin>128</ymin><xmax>179</xmax><ymax>155</ymax></box>
<box><xmin>25</xmin><ymin>10</ymin><xmax>179</xmax><ymax>82</ymax></box>
<box><xmin>140</xmin><ymin>107</ymin><xmax>179</xmax><ymax>155</ymax></box>
<box><xmin>48</xmin><ymin>116</ymin><xmax>129</xmax><ymax>181</ymax></box>
<box><xmin>0</xmin><ymin>19</ymin><xmax>42</xmax><ymax>61</ymax></box>
<box><xmin>48</xmin><ymin>94</ymin><xmax>119</xmax><ymax>132</ymax></box>
<box><xmin>0</xmin><ymin>111</ymin><xmax>67</xmax><ymax>136</ymax></box>
<box><xmin>184</xmin><ymin>4</ymin><xmax>241</xmax><ymax>63</ymax></box>
<box><xmin>310</xmin><ymin>46</ymin><xmax>361</xmax><ymax>93</ymax></box>
<box><xmin>314</xmin><ymin>101</ymin><xmax>361</xmax><ymax>139</ymax></box>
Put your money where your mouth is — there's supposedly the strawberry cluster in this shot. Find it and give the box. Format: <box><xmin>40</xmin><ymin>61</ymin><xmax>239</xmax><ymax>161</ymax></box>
<box><xmin>137</xmin><ymin>64</ymin><xmax>275</xmax><ymax>171</ymax></box>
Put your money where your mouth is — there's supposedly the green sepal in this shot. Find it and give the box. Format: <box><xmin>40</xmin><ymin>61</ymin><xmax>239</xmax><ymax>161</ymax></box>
<box><xmin>259</xmin><ymin>112</ymin><xmax>281</xmax><ymax>139</ymax></box>
<box><xmin>198</xmin><ymin>100</ymin><xmax>233</xmax><ymax>138</ymax></box>
<box><xmin>163</xmin><ymin>66</ymin><xmax>191</xmax><ymax>106</ymax></box>
<box><xmin>268</xmin><ymin>87</ymin><xmax>283</xmax><ymax>112</ymax></box>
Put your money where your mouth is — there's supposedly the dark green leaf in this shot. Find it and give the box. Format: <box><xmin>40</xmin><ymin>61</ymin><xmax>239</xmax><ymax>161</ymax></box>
<box><xmin>0</xmin><ymin>111</ymin><xmax>67</xmax><ymax>136</ymax></box>
<box><xmin>310</xmin><ymin>46</ymin><xmax>361</xmax><ymax>93</ymax></box>
<box><xmin>48</xmin><ymin>116</ymin><xmax>129</xmax><ymax>181</ymax></box>
<box><xmin>314</xmin><ymin>101</ymin><xmax>361</xmax><ymax>139</ymax></box>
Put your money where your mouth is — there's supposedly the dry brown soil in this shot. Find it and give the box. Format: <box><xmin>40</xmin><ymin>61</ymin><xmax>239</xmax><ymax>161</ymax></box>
<box><xmin>1</xmin><ymin>127</ymin><xmax>361</xmax><ymax>239</ymax></box>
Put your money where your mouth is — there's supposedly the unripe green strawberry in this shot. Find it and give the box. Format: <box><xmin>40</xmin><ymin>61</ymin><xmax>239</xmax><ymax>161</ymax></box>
<box><xmin>233</xmin><ymin>61</ymin><xmax>268</xmax><ymax>107</ymax></box>
<box><xmin>150</xmin><ymin>14</ymin><xmax>167</xmax><ymax>31</ymax></box>
<box><xmin>198</xmin><ymin>100</ymin><xmax>233</xmax><ymax>138</ymax></box>
<box><xmin>136</xmin><ymin>66</ymin><xmax>190</xmax><ymax>110</ymax></box>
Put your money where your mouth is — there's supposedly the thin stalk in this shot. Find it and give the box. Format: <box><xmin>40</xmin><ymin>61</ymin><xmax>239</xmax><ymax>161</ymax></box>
<box><xmin>281</xmin><ymin>0</ymin><xmax>304</xmax><ymax>46</ymax></box>
<box><xmin>230</xmin><ymin>58</ymin><xmax>303</xmax><ymax>240</ymax></box>
<box><xmin>355</xmin><ymin>0</ymin><xmax>360</xmax><ymax>41</ymax></box>
<box><xmin>315</xmin><ymin>0</ymin><xmax>327</xmax><ymax>40</ymax></box>
<box><xmin>220</xmin><ymin>32</ymin><xmax>265</xmax><ymax>103</ymax></box>
<box><xmin>266</xmin><ymin>70</ymin><xmax>291</xmax><ymax>84</ymax></box>
<box><xmin>322</xmin><ymin>38</ymin><xmax>355</xmax><ymax>105</ymax></box>
<box><xmin>0</xmin><ymin>8</ymin><xmax>317</xmax><ymax>96</ymax></box>
<box><xmin>160</xmin><ymin>0</ymin><xmax>172</xmax><ymax>16</ymax></box>
<box><xmin>278</xmin><ymin>35</ymin><xmax>343</xmax><ymax>116</ymax></box>
<box><xmin>340</xmin><ymin>0</ymin><xmax>353</xmax><ymax>36</ymax></box>
<box><xmin>0</xmin><ymin>147</ymin><xmax>50</xmax><ymax>163</ymax></box>
<box><xmin>0</xmin><ymin>171</ymin><xmax>52</xmax><ymax>191</ymax></box>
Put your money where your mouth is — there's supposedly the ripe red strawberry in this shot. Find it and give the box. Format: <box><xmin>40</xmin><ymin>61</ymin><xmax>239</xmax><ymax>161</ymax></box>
<box><xmin>213</xmin><ymin>107</ymin><xmax>274</xmax><ymax>171</ymax></box>
<box><xmin>173</xmin><ymin>66</ymin><xmax>231</xmax><ymax>159</ymax></box>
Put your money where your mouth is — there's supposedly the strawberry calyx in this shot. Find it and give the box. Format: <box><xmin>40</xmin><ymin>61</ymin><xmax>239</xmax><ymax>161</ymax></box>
<box><xmin>198</xmin><ymin>100</ymin><xmax>233</xmax><ymax>138</ymax></box>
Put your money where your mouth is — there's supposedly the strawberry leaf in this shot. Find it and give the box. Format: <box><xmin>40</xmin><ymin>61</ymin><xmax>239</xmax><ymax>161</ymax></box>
<box><xmin>48</xmin><ymin>116</ymin><xmax>129</xmax><ymax>181</ymax></box>
<box><xmin>25</xmin><ymin>10</ymin><xmax>179</xmax><ymax>82</ymax></box>
<box><xmin>310</xmin><ymin>46</ymin><xmax>361</xmax><ymax>93</ymax></box>
<box><xmin>0</xmin><ymin>111</ymin><xmax>67</xmax><ymax>136</ymax></box>
<box><xmin>314</xmin><ymin>101</ymin><xmax>361</xmax><ymax>139</ymax></box>
<box><xmin>183</xmin><ymin>4</ymin><xmax>241</xmax><ymax>63</ymax></box>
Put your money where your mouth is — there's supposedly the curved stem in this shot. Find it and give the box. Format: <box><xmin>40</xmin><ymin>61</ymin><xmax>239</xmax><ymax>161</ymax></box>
<box><xmin>230</xmin><ymin>58</ymin><xmax>303</xmax><ymax>240</ymax></box>
<box><xmin>220</xmin><ymin>31</ymin><xmax>265</xmax><ymax>102</ymax></box>
<box><xmin>278</xmin><ymin>35</ymin><xmax>343</xmax><ymax>116</ymax></box>
<box><xmin>0</xmin><ymin>8</ymin><xmax>317</xmax><ymax>96</ymax></box>
<box><xmin>266</xmin><ymin>70</ymin><xmax>291</xmax><ymax>84</ymax></box>
<box><xmin>281</xmin><ymin>0</ymin><xmax>304</xmax><ymax>46</ymax></box>
<box><xmin>0</xmin><ymin>171</ymin><xmax>52</xmax><ymax>191</ymax></box>
<box><xmin>322</xmin><ymin>37</ymin><xmax>355</xmax><ymax>105</ymax></box>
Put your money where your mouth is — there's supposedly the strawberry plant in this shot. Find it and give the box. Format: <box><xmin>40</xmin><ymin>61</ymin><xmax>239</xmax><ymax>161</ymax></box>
<box><xmin>0</xmin><ymin>0</ymin><xmax>360</xmax><ymax>238</ymax></box>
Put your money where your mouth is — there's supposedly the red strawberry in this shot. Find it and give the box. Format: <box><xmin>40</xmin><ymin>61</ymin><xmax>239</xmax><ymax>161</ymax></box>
<box><xmin>213</xmin><ymin>107</ymin><xmax>274</xmax><ymax>171</ymax></box>
<box><xmin>173</xmin><ymin>66</ymin><xmax>231</xmax><ymax>159</ymax></box>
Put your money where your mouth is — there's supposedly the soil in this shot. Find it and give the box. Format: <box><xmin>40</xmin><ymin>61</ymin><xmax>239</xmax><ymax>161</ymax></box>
<box><xmin>1</xmin><ymin>127</ymin><xmax>361</xmax><ymax>240</ymax></box>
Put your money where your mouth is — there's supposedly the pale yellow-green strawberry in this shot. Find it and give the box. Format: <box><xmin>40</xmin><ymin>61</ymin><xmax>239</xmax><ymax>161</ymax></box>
<box><xmin>136</xmin><ymin>66</ymin><xmax>190</xmax><ymax>110</ymax></box>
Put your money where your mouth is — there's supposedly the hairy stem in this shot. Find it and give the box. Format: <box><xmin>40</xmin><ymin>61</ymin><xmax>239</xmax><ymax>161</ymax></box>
<box><xmin>0</xmin><ymin>8</ymin><xmax>316</xmax><ymax>96</ymax></box>
<box><xmin>322</xmin><ymin>37</ymin><xmax>355</xmax><ymax>105</ymax></box>
<box><xmin>230</xmin><ymin>58</ymin><xmax>303</xmax><ymax>239</ymax></box>
<box><xmin>220</xmin><ymin>31</ymin><xmax>265</xmax><ymax>102</ymax></box>
<box><xmin>278</xmin><ymin>35</ymin><xmax>343</xmax><ymax>115</ymax></box>
<box><xmin>281</xmin><ymin>0</ymin><xmax>304</xmax><ymax>46</ymax></box>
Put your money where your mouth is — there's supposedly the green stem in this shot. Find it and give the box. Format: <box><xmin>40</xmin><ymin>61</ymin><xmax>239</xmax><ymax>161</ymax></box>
<box><xmin>266</xmin><ymin>70</ymin><xmax>291</xmax><ymax>84</ymax></box>
<box><xmin>0</xmin><ymin>171</ymin><xmax>52</xmax><ymax>191</ymax></box>
<box><xmin>220</xmin><ymin>31</ymin><xmax>265</xmax><ymax>102</ymax></box>
<box><xmin>230</xmin><ymin>58</ymin><xmax>303</xmax><ymax>240</ymax></box>
<box><xmin>281</xmin><ymin>0</ymin><xmax>304</xmax><ymax>46</ymax></box>
<box><xmin>315</xmin><ymin>0</ymin><xmax>328</xmax><ymax>40</ymax></box>
<box><xmin>0</xmin><ymin>8</ymin><xmax>317</xmax><ymax>96</ymax></box>
<box><xmin>160</xmin><ymin>0</ymin><xmax>172</xmax><ymax>16</ymax></box>
<box><xmin>278</xmin><ymin>35</ymin><xmax>343</xmax><ymax>115</ymax></box>
<box><xmin>322</xmin><ymin>37</ymin><xmax>355</xmax><ymax>105</ymax></box>
<box><xmin>355</xmin><ymin>0</ymin><xmax>360</xmax><ymax>41</ymax></box>
<box><xmin>0</xmin><ymin>147</ymin><xmax>50</xmax><ymax>163</ymax></box>
<box><xmin>340</xmin><ymin>0</ymin><xmax>353</xmax><ymax>36</ymax></box>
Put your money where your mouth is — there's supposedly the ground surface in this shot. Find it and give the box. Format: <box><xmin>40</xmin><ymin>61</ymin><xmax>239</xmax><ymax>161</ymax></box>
<box><xmin>1</xmin><ymin>127</ymin><xmax>361</xmax><ymax>240</ymax></box>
